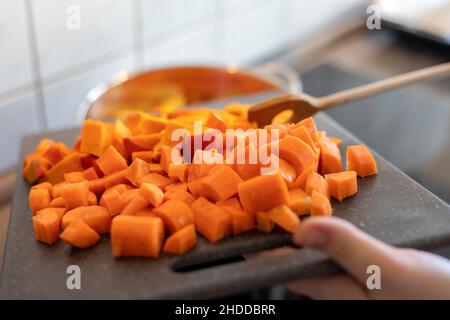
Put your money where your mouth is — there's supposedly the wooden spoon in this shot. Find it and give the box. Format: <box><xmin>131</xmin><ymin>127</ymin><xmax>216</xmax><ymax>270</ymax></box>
<box><xmin>248</xmin><ymin>62</ymin><xmax>450</xmax><ymax>127</ymax></box>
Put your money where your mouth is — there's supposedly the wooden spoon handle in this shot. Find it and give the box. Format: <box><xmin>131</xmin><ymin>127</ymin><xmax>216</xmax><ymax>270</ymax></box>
<box><xmin>316</xmin><ymin>62</ymin><xmax>450</xmax><ymax>109</ymax></box>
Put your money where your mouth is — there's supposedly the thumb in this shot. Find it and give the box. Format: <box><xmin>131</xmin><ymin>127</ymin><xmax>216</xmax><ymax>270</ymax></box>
<box><xmin>293</xmin><ymin>217</ymin><xmax>397</xmax><ymax>283</ymax></box>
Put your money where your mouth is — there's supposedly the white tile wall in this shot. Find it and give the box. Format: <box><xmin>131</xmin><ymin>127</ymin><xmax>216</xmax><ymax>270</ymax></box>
<box><xmin>31</xmin><ymin>0</ymin><xmax>134</xmax><ymax>79</ymax></box>
<box><xmin>0</xmin><ymin>0</ymin><xmax>365</xmax><ymax>171</ymax></box>
<box><xmin>42</xmin><ymin>54</ymin><xmax>136</xmax><ymax>130</ymax></box>
<box><xmin>144</xmin><ymin>28</ymin><xmax>217</xmax><ymax>68</ymax></box>
<box><xmin>0</xmin><ymin>0</ymin><xmax>34</xmax><ymax>94</ymax></box>
<box><xmin>290</xmin><ymin>0</ymin><xmax>363</xmax><ymax>42</ymax></box>
<box><xmin>0</xmin><ymin>94</ymin><xmax>40</xmax><ymax>169</ymax></box>
<box><xmin>222</xmin><ymin>2</ymin><xmax>282</xmax><ymax>66</ymax></box>
<box><xmin>141</xmin><ymin>0</ymin><xmax>216</xmax><ymax>40</ymax></box>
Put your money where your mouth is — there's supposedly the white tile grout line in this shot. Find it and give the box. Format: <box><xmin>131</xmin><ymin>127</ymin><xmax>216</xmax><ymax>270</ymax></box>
<box><xmin>23</xmin><ymin>0</ymin><xmax>48</xmax><ymax>131</ymax></box>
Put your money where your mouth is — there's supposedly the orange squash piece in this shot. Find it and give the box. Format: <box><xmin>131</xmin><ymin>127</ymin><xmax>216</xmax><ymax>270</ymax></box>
<box><xmin>190</xmin><ymin>149</ymin><xmax>220</xmax><ymax>179</ymax></box>
<box><xmin>82</xmin><ymin>167</ymin><xmax>99</xmax><ymax>181</ymax></box>
<box><xmin>131</xmin><ymin>151</ymin><xmax>154</xmax><ymax>163</ymax></box>
<box><xmin>121</xmin><ymin>195</ymin><xmax>149</xmax><ymax>216</ymax></box>
<box><xmin>111</xmin><ymin>215</ymin><xmax>165</xmax><ymax>257</ymax></box>
<box><xmin>124</xmin><ymin>133</ymin><xmax>161</xmax><ymax>155</ymax></box>
<box><xmin>268</xmin><ymin>205</ymin><xmax>300</xmax><ymax>233</ymax></box>
<box><xmin>206</xmin><ymin>111</ymin><xmax>228</xmax><ymax>132</ymax></box>
<box><xmin>137</xmin><ymin>173</ymin><xmax>172</xmax><ymax>189</ymax></box>
<box><xmin>64</xmin><ymin>171</ymin><xmax>86</xmax><ymax>183</ymax></box>
<box><xmin>346</xmin><ymin>145</ymin><xmax>378</xmax><ymax>177</ymax></box>
<box><xmin>82</xmin><ymin>206</ymin><xmax>111</xmax><ymax>234</ymax></box>
<box><xmin>134</xmin><ymin>113</ymin><xmax>168</xmax><ymax>134</ymax></box>
<box><xmin>31</xmin><ymin>182</ymin><xmax>53</xmax><ymax>197</ymax></box>
<box><xmin>200</xmin><ymin>165</ymin><xmax>243</xmax><ymax>202</ymax></box>
<box><xmin>148</xmin><ymin>163</ymin><xmax>164</xmax><ymax>174</ymax></box>
<box><xmin>23</xmin><ymin>155</ymin><xmax>52</xmax><ymax>184</ymax></box>
<box><xmin>238</xmin><ymin>172</ymin><xmax>289</xmax><ymax>215</ymax></box>
<box><xmin>41</xmin><ymin>142</ymin><xmax>70</xmax><ymax>165</ymax></box>
<box><xmin>44</xmin><ymin>153</ymin><xmax>84</xmax><ymax>184</ymax></box>
<box><xmin>190</xmin><ymin>197</ymin><xmax>231</xmax><ymax>243</ymax></box>
<box><xmin>310</xmin><ymin>190</ymin><xmax>333</xmax><ymax>216</ymax></box>
<box><xmin>60</xmin><ymin>181</ymin><xmax>89</xmax><ymax>210</ymax></box>
<box><xmin>36</xmin><ymin>207</ymin><xmax>66</xmax><ymax>223</ymax></box>
<box><xmin>288</xmin><ymin>125</ymin><xmax>319</xmax><ymax>155</ymax></box>
<box><xmin>277</xmin><ymin>157</ymin><xmax>297</xmax><ymax>188</ymax></box>
<box><xmin>159</xmin><ymin>120</ymin><xmax>187</xmax><ymax>147</ymax></box>
<box><xmin>163</xmin><ymin>190</ymin><xmax>196</xmax><ymax>205</ymax></box>
<box><xmin>96</xmin><ymin>145</ymin><xmax>128</xmax><ymax>176</ymax></box>
<box><xmin>121</xmin><ymin>188</ymin><xmax>140</xmax><ymax>205</ymax></box>
<box><xmin>61</xmin><ymin>206</ymin><xmax>110</xmax><ymax>233</ymax></box>
<box><xmin>288</xmin><ymin>188</ymin><xmax>311</xmax><ymax>216</ymax></box>
<box><xmin>88</xmin><ymin>178</ymin><xmax>106</xmax><ymax>196</ymax></box>
<box><xmin>256</xmin><ymin>211</ymin><xmax>275</xmax><ymax>233</ymax></box>
<box><xmin>277</xmin><ymin>135</ymin><xmax>316</xmax><ymax>175</ymax></box>
<box><xmin>32</xmin><ymin>210</ymin><xmax>60</xmax><ymax>245</ymax></box>
<box><xmin>135</xmin><ymin>209</ymin><xmax>158</xmax><ymax>218</ymax></box>
<box><xmin>221</xmin><ymin>206</ymin><xmax>255</xmax><ymax>236</ymax></box>
<box><xmin>305</xmin><ymin>171</ymin><xmax>330</xmax><ymax>199</ymax></box>
<box><xmin>163</xmin><ymin>225</ymin><xmax>197</xmax><ymax>255</ymax></box>
<box><xmin>60</xmin><ymin>219</ymin><xmax>100</xmax><ymax>249</ymax></box>
<box><xmin>103</xmin><ymin>169</ymin><xmax>128</xmax><ymax>190</ymax></box>
<box><xmin>52</xmin><ymin>182</ymin><xmax>66</xmax><ymax>198</ymax></box>
<box><xmin>168</xmin><ymin>163</ymin><xmax>188</xmax><ymax>183</ymax></box>
<box><xmin>325</xmin><ymin>171</ymin><xmax>357</xmax><ymax>201</ymax></box>
<box><xmin>292</xmin><ymin>162</ymin><xmax>316</xmax><ymax>189</ymax></box>
<box><xmin>80</xmin><ymin>119</ymin><xmax>112</xmax><ymax>156</ymax></box>
<box><xmin>217</xmin><ymin>197</ymin><xmax>242</xmax><ymax>211</ymax></box>
<box><xmin>29</xmin><ymin>188</ymin><xmax>51</xmax><ymax>215</ymax></box>
<box><xmin>234</xmin><ymin>143</ymin><xmax>261</xmax><ymax>180</ymax></box>
<box><xmin>153</xmin><ymin>200</ymin><xmax>194</xmax><ymax>234</ymax></box>
<box><xmin>49</xmin><ymin>196</ymin><xmax>65</xmax><ymax>208</ymax></box>
<box><xmin>319</xmin><ymin>137</ymin><xmax>343</xmax><ymax>175</ymax></box>
<box><xmin>297</xmin><ymin>117</ymin><xmax>319</xmax><ymax>142</ymax></box>
<box><xmin>187</xmin><ymin>179</ymin><xmax>203</xmax><ymax>197</ymax></box>
<box><xmin>140</xmin><ymin>182</ymin><xmax>164</xmax><ymax>207</ymax></box>
<box><xmin>61</xmin><ymin>207</ymin><xmax>85</xmax><ymax>230</ymax></box>
<box><xmin>160</xmin><ymin>145</ymin><xmax>176</xmax><ymax>174</ymax></box>
<box><xmin>100</xmin><ymin>188</ymin><xmax>124</xmax><ymax>217</ymax></box>
<box><xmin>165</xmin><ymin>182</ymin><xmax>188</xmax><ymax>193</ymax></box>
<box><xmin>123</xmin><ymin>158</ymin><xmax>151</xmax><ymax>187</ymax></box>
<box><xmin>88</xmin><ymin>191</ymin><xmax>98</xmax><ymax>205</ymax></box>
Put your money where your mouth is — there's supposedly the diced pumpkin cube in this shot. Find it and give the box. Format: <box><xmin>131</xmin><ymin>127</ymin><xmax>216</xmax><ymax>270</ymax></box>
<box><xmin>32</xmin><ymin>210</ymin><xmax>60</xmax><ymax>245</ymax></box>
<box><xmin>310</xmin><ymin>190</ymin><xmax>333</xmax><ymax>216</ymax></box>
<box><xmin>60</xmin><ymin>181</ymin><xmax>89</xmax><ymax>209</ymax></box>
<box><xmin>80</xmin><ymin>119</ymin><xmax>112</xmax><ymax>156</ymax></box>
<box><xmin>111</xmin><ymin>215</ymin><xmax>164</xmax><ymax>257</ymax></box>
<box><xmin>346</xmin><ymin>145</ymin><xmax>378</xmax><ymax>177</ymax></box>
<box><xmin>60</xmin><ymin>219</ymin><xmax>100</xmax><ymax>249</ymax></box>
<box><xmin>268</xmin><ymin>205</ymin><xmax>300</xmax><ymax>233</ymax></box>
<box><xmin>325</xmin><ymin>171</ymin><xmax>357</xmax><ymax>201</ymax></box>
<box><xmin>238</xmin><ymin>172</ymin><xmax>289</xmax><ymax>215</ymax></box>
<box><xmin>153</xmin><ymin>200</ymin><xmax>194</xmax><ymax>234</ymax></box>
<box><xmin>190</xmin><ymin>197</ymin><xmax>231</xmax><ymax>243</ymax></box>
<box><xmin>29</xmin><ymin>188</ymin><xmax>51</xmax><ymax>215</ymax></box>
<box><xmin>96</xmin><ymin>145</ymin><xmax>128</xmax><ymax>176</ymax></box>
<box><xmin>163</xmin><ymin>225</ymin><xmax>197</xmax><ymax>255</ymax></box>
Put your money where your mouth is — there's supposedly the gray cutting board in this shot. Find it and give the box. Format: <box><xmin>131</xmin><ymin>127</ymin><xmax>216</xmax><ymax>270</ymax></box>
<box><xmin>1</xmin><ymin>112</ymin><xmax>450</xmax><ymax>299</ymax></box>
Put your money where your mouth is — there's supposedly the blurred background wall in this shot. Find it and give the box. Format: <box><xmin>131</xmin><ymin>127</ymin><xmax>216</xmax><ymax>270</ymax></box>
<box><xmin>0</xmin><ymin>0</ymin><xmax>364</xmax><ymax>171</ymax></box>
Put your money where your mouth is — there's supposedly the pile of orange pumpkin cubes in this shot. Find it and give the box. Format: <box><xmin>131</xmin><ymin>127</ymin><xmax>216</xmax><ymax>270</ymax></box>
<box><xmin>24</xmin><ymin>104</ymin><xmax>377</xmax><ymax>258</ymax></box>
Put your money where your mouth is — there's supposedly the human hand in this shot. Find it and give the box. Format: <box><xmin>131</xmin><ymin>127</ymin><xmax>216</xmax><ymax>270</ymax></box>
<box><xmin>288</xmin><ymin>217</ymin><xmax>450</xmax><ymax>299</ymax></box>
